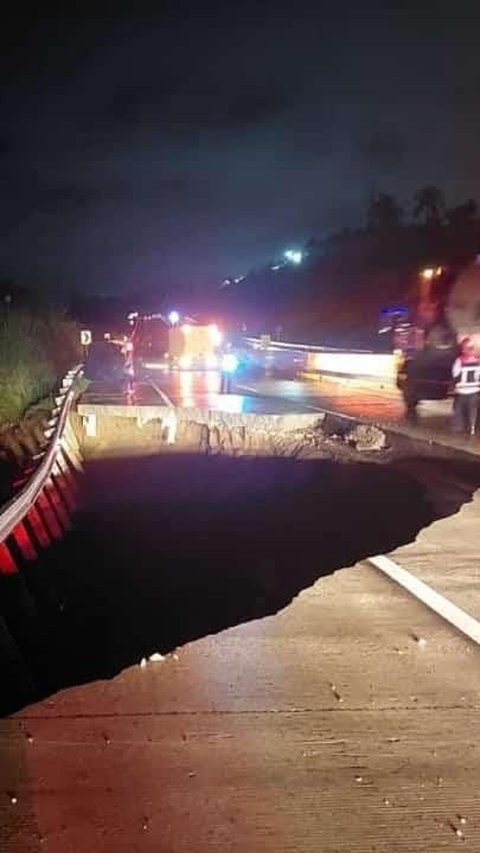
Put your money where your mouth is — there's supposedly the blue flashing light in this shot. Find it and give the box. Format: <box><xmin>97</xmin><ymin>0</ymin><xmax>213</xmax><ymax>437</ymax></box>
<box><xmin>168</xmin><ymin>310</ymin><xmax>180</xmax><ymax>325</ymax></box>
<box><xmin>380</xmin><ymin>305</ymin><xmax>407</xmax><ymax>316</ymax></box>
<box><xmin>221</xmin><ymin>353</ymin><xmax>239</xmax><ymax>373</ymax></box>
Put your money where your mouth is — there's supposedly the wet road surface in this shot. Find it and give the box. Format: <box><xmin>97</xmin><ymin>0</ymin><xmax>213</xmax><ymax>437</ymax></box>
<box><xmin>82</xmin><ymin>371</ymin><xmax>316</xmax><ymax>416</ymax></box>
<box><xmin>117</xmin><ymin>367</ymin><xmax>480</xmax><ymax>454</ymax></box>
<box><xmin>235</xmin><ymin>373</ymin><xmax>480</xmax><ymax>452</ymax></box>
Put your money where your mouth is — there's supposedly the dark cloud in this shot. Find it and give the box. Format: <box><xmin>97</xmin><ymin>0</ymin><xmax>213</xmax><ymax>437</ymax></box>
<box><xmin>33</xmin><ymin>182</ymin><xmax>98</xmax><ymax>212</ymax></box>
<box><xmin>104</xmin><ymin>73</ymin><xmax>188</xmax><ymax>129</ymax></box>
<box><xmin>0</xmin><ymin>134</ymin><xmax>13</xmax><ymax>156</ymax></box>
<box><xmin>224</xmin><ymin>85</ymin><xmax>292</xmax><ymax>128</ymax></box>
<box><xmin>357</xmin><ymin>126</ymin><xmax>407</xmax><ymax>167</ymax></box>
<box><xmin>1</xmin><ymin>172</ymin><xmax>108</xmax><ymax>214</ymax></box>
<box><xmin>102</xmin><ymin>76</ymin><xmax>293</xmax><ymax>136</ymax></box>
<box><xmin>0</xmin><ymin>2</ymin><xmax>480</xmax><ymax>295</ymax></box>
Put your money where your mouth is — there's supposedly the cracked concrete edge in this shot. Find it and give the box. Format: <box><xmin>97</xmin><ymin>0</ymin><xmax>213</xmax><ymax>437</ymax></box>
<box><xmin>319</xmin><ymin>408</ymin><xmax>480</xmax><ymax>461</ymax></box>
<box><xmin>76</xmin><ymin>399</ymin><xmax>480</xmax><ymax>459</ymax></box>
<box><xmin>176</xmin><ymin>407</ymin><xmax>324</xmax><ymax>432</ymax></box>
<box><xmin>77</xmin><ymin>402</ymin><xmax>324</xmax><ymax>433</ymax></box>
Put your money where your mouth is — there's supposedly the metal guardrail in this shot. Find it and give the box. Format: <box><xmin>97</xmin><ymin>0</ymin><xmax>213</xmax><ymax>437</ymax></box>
<box><xmin>243</xmin><ymin>337</ymin><xmax>399</xmax><ymax>384</ymax></box>
<box><xmin>243</xmin><ymin>336</ymin><xmax>373</xmax><ymax>354</ymax></box>
<box><xmin>0</xmin><ymin>365</ymin><xmax>84</xmax><ymax>571</ymax></box>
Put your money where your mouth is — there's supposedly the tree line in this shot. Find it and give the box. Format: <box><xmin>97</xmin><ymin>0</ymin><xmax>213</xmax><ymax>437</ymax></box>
<box><xmin>218</xmin><ymin>186</ymin><xmax>480</xmax><ymax>346</ymax></box>
<box><xmin>365</xmin><ymin>186</ymin><xmax>477</xmax><ymax>231</ymax></box>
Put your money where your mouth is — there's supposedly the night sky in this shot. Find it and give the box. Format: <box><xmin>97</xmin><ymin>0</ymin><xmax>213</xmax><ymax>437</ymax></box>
<box><xmin>1</xmin><ymin>2</ymin><xmax>479</xmax><ymax>298</ymax></box>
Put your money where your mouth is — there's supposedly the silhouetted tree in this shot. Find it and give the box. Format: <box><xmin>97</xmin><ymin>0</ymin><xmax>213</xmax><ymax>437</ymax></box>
<box><xmin>413</xmin><ymin>185</ymin><xmax>445</xmax><ymax>226</ymax></box>
<box><xmin>366</xmin><ymin>193</ymin><xmax>403</xmax><ymax>230</ymax></box>
<box><xmin>446</xmin><ymin>198</ymin><xmax>478</xmax><ymax>228</ymax></box>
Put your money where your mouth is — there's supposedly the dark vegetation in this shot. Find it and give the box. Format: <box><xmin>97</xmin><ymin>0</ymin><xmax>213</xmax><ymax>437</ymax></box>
<box><xmin>218</xmin><ymin>186</ymin><xmax>480</xmax><ymax>347</ymax></box>
<box><xmin>0</xmin><ymin>282</ymin><xmax>80</xmax><ymax>424</ymax></box>
<box><xmin>60</xmin><ymin>186</ymin><xmax>480</xmax><ymax>349</ymax></box>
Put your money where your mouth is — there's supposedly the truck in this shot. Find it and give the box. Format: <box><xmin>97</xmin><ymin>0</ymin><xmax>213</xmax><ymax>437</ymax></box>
<box><xmin>131</xmin><ymin>313</ymin><xmax>223</xmax><ymax>375</ymax></box>
<box><xmin>168</xmin><ymin>322</ymin><xmax>223</xmax><ymax>369</ymax></box>
<box><xmin>393</xmin><ymin>259</ymin><xmax>480</xmax><ymax>412</ymax></box>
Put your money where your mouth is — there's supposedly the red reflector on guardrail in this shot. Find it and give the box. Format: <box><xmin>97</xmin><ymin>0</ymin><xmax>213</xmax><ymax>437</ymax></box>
<box><xmin>0</xmin><ymin>542</ymin><xmax>17</xmax><ymax>575</ymax></box>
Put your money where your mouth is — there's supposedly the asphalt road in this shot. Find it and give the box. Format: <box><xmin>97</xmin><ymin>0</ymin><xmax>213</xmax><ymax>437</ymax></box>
<box><xmin>234</xmin><ymin>373</ymin><xmax>475</xmax><ymax>446</ymax></box>
<box><xmin>4</xmin><ymin>540</ymin><xmax>480</xmax><ymax>853</ymax></box>
<box><xmin>82</xmin><ymin>371</ymin><xmax>317</xmax><ymax>417</ymax></box>
<box><xmin>125</xmin><ymin>366</ymin><xmax>480</xmax><ymax>453</ymax></box>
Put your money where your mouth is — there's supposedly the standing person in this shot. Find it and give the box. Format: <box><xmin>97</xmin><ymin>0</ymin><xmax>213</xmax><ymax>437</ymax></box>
<box><xmin>122</xmin><ymin>339</ymin><xmax>135</xmax><ymax>396</ymax></box>
<box><xmin>452</xmin><ymin>337</ymin><xmax>480</xmax><ymax>435</ymax></box>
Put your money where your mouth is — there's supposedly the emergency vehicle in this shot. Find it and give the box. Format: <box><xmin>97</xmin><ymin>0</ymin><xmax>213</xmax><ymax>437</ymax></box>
<box><xmin>131</xmin><ymin>313</ymin><xmax>223</xmax><ymax>373</ymax></box>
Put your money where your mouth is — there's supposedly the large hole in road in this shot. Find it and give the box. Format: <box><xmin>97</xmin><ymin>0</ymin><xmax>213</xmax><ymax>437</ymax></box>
<box><xmin>2</xmin><ymin>413</ymin><xmax>480</xmax><ymax>715</ymax></box>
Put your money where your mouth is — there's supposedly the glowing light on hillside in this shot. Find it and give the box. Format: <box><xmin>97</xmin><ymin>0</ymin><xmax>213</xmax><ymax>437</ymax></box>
<box><xmin>284</xmin><ymin>249</ymin><xmax>303</xmax><ymax>264</ymax></box>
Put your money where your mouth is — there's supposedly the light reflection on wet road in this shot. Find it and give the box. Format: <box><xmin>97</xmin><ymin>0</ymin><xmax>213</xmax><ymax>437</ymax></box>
<box><xmin>134</xmin><ymin>370</ymin><xmax>405</xmax><ymax>420</ymax></box>
<box><xmin>83</xmin><ymin>366</ymin><xmax>480</xmax><ymax>452</ymax></box>
<box><xmin>235</xmin><ymin>373</ymin><xmax>480</xmax><ymax>452</ymax></box>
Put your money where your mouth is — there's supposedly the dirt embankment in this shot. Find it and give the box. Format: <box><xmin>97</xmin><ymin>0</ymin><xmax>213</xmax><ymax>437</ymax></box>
<box><xmin>0</xmin><ymin>407</ymin><xmax>51</xmax><ymax>503</ymax></box>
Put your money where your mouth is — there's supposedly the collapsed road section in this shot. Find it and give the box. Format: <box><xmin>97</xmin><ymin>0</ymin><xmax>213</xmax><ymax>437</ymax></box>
<box><xmin>2</xmin><ymin>384</ymin><xmax>480</xmax><ymax>852</ymax></box>
<box><xmin>1</xmin><ymin>383</ymin><xmax>480</xmax><ymax>717</ymax></box>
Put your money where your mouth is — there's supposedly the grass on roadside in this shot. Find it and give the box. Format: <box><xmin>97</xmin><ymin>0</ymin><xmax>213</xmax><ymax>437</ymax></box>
<box><xmin>0</xmin><ymin>309</ymin><xmax>80</xmax><ymax>425</ymax></box>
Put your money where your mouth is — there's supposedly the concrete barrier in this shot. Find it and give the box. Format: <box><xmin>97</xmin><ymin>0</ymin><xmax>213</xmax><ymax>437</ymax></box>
<box><xmin>243</xmin><ymin>336</ymin><xmax>400</xmax><ymax>387</ymax></box>
<box><xmin>304</xmin><ymin>350</ymin><xmax>401</xmax><ymax>387</ymax></box>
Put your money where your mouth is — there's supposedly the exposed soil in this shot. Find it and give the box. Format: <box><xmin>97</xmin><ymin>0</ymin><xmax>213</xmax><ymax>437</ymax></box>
<box><xmin>0</xmin><ymin>408</ymin><xmax>51</xmax><ymax>504</ymax></box>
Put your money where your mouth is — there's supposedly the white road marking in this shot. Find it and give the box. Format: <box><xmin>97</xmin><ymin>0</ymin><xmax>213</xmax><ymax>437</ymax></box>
<box><xmin>368</xmin><ymin>553</ymin><xmax>480</xmax><ymax>647</ymax></box>
<box><xmin>149</xmin><ymin>380</ymin><xmax>174</xmax><ymax>408</ymax></box>
<box><xmin>148</xmin><ymin>380</ymin><xmax>177</xmax><ymax>444</ymax></box>
<box><xmin>236</xmin><ymin>384</ymin><xmax>257</xmax><ymax>394</ymax></box>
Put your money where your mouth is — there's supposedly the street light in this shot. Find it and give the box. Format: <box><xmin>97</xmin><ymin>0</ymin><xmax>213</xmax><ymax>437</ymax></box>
<box><xmin>421</xmin><ymin>268</ymin><xmax>434</xmax><ymax>280</ymax></box>
<box><xmin>421</xmin><ymin>266</ymin><xmax>442</xmax><ymax>280</ymax></box>
<box><xmin>168</xmin><ymin>310</ymin><xmax>180</xmax><ymax>325</ymax></box>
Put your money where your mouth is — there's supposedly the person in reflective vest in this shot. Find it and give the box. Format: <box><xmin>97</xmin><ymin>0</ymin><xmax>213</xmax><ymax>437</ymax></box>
<box><xmin>452</xmin><ymin>337</ymin><xmax>480</xmax><ymax>435</ymax></box>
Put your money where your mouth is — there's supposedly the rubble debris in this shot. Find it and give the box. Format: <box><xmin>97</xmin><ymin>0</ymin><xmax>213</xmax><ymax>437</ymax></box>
<box><xmin>345</xmin><ymin>423</ymin><xmax>387</xmax><ymax>452</ymax></box>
